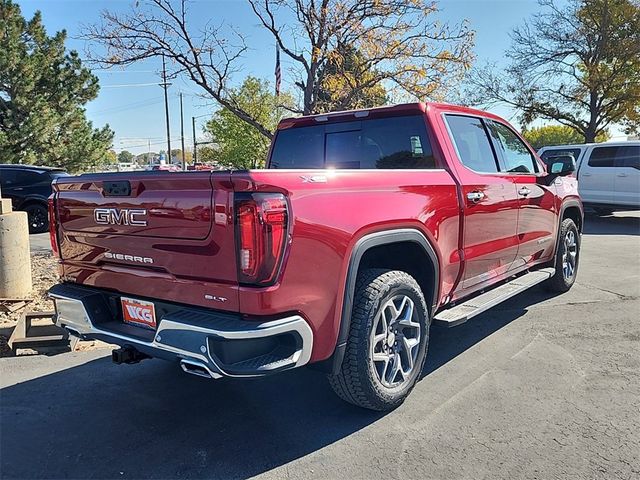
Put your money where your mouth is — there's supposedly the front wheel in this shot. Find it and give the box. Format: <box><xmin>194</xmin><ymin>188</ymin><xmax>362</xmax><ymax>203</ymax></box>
<box><xmin>328</xmin><ymin>269</ymin><xmax>430</xmax><ymax>411</ymax></box>
<box><xmin>546</xmin><ymin>218</ymin><xmax>580</xmax><ymax>292</ymax></box>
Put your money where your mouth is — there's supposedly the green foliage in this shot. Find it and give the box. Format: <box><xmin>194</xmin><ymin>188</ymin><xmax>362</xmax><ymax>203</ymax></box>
<box><xmin>523</xmin><ymin>125</ymin><xmax>610</xmax><ymax>150</ymax></box>
<box><xmin>469</xmin><ymin>0</ymin><xmax>640</xmax><ymax>142</ymax></box>
<box><xmin>0</xmin><ymin>0</ymin><xmax>114</xmax><ymax>172</ymax></box>
<box><xmin>204</xmin><ymin>77</ymin><xmax>293</xmax><ymax>169</ymax></box>
<box><xmin>316</xmin><ymin>44</ymin><xmax>388</xmax><ymax>112</ymax></box>
<box><xmin>117</xmin><ymin>150</ymin><xmax>134</xmax><ymax>163</ymax></box>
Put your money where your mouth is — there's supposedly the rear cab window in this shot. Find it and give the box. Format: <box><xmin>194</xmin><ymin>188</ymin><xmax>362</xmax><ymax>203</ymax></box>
<box><xmin>269</xmin><ymin>115</ymin><xmax>437</xmax><ymax>169</ymax></box>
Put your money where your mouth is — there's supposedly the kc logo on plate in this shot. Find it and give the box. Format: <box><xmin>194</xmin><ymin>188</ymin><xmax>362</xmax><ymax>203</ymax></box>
<box><xmin>121</xmin><ymin>297</ymin><xmax>157</xmax><ymax>329</ymax></box>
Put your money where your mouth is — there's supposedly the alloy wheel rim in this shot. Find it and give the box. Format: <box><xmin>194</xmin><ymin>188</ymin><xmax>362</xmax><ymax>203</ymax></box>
<box><xmin>562</xmin><ymin>229</ymin><xmax>577</xmax><ymax>280</ymax></box>
<box><xmin>370</xmin><ymin>294</ymin><xmax>421</xmax><ymax>388</ymax></box>
<box><xmin>29</xmin><ymin>209</ymin><xmax>46</xmax><ymax>229</ymax></box>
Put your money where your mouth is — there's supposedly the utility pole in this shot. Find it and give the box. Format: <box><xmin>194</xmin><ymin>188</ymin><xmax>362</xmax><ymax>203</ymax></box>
<box><xmin>192</xmin><ymin>116</ymin><xmax>197</xmax><ymax>165</ymax></box>
<box><xmin>180</xmin><ymin>92</ymin><xmax>186</xmax><ymax>171</ymax></box>
<box><xmin>161</xmin><ymin>54</ymin><xmax>172</xmax><ymax>161</ymax></box>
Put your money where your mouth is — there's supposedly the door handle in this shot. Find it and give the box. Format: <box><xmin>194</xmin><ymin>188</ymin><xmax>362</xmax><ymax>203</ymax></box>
<box><xmin>617</xmin><ymin>173</ymin><xmax>628</xmax><ymax>177</ymax></box>
<box><xmin>518</xmin><ymin>187</ymin><xmax>531</xmax><ymax>197</ymax></box>
<box><xmin>466</xmin><ymin>191</ymin><xmax>485</xmax><ymax>203</ymax></box>
<box><xmin>582</xmin><ymin>172</ymin><xmax>592</xmax><ymax>177</ymax></box>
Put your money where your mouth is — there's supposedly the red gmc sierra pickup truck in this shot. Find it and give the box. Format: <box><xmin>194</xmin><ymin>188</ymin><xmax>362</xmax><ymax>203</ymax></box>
<box><xmin>48</xmin><ymin>102</ymin><xmax>582</xmax><ymax>411</ymax></box>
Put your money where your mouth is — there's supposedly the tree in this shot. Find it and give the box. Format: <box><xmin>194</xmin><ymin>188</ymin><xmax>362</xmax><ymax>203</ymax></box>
<box><xmin>468</xmin><ymin>0</ymin><xmax>640</xmax><ymax>142</ymax></box>
<box><xmin>316</xmin><ymin>44</ymin><xmax>388</xmax><ymax>112</ymax></box>
<box><xmin>0</xmin><ymin>0</ymin><xmax>114</xmax><ymax>172</ymax></box>
<box><xmin>522</xmin><ymin>125</ymin><xmax>610</xmax><ymax>150</ymax></box>
<box><xmin>84</xmin><ymin>0</ymin><xmax>474</xmax><ymax>139</ymax></box>
<box><xmin>118</xmin><ymin>150</ymin><xmax>134</xmax><ymax>163</ymax></box>
<box><xmin>204</xmin><ymin>77</ymin><xmax>292</xmax><ymax>169</ymax></box>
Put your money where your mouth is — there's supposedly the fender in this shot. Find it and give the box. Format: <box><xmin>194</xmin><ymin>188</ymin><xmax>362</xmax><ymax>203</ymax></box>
<box><xmin>553</xmin><ymin>198</ymin><xmax>584</xmax><ymax>261</ymax></box>
<box><xmin>324</xmin><ymin>228</ymin><xmax>441</xmax><ymax>374</ymax></box>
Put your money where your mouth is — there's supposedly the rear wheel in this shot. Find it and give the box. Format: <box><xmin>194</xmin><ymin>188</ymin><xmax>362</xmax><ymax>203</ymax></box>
<box><xmin>328</xmin><ymin>269</ymin><xmax>430</xmax><ymax>411</ymax></box>
<box><xmin>546</xmin><ymin>218</ymin><xmax>580</xmax><ymax>292</ymax></box>
<box><xmin>24</xmin><ymin>203</ymin><xmax>49</xmax><ymax>234</ymax></box>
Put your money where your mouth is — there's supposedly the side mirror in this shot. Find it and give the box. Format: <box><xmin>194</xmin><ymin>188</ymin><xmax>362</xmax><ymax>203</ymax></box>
<box><xmin>547</xmin><ymin>154</ymin><xmax>576</xmax><ymax>177</ymax></box>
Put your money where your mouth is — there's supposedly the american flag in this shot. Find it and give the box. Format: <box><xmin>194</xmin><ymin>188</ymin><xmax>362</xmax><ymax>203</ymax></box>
<box><xmin>275</xmin><ymin>43</ymin><xmax>281</xmax><ymax>97</ymax></box>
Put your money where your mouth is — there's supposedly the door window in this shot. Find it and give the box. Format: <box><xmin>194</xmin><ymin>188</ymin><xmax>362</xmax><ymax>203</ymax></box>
<box><xmin>0</xmin><ymin>169</ymin><xmax>19</xmax><ymax>187</ymax></box>
<box><xmin>615</xmin><ymin>146</ymin><xmax>640</xmax><ymax>169</ymax></box>
<box><xmin>588</xmin><ymin>146</ymin><xmax>617</xmax><ymax>167</ymax></box>
<box><xmin>488</xmin><ymin>121</ymin><xmax>537</xmax><ymax>173</ymax></box>
<box><xmin>445</xmin><ymin>115</ymin><xmax>499</xmax><ymax>173</ymax></box>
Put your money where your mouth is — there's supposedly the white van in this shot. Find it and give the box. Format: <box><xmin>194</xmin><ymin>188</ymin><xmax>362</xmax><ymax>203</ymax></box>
<box><xmin>538</xmin><ymin>141</ymin><xmax>640</xmax><ymax>214</ymax></box>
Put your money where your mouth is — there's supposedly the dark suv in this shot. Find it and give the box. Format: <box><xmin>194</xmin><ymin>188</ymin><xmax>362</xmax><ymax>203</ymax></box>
<box><xmin>0</xmin><ymin>164</ymin><xmax>67</xmax><ymax>233</ymax></box>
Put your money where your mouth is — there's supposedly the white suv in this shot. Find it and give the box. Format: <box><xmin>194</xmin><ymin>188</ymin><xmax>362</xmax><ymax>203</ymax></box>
<box><xmin>538</xmin><ymin>141</ymin><xmax>640</xmax><ymax>214</ymax></box>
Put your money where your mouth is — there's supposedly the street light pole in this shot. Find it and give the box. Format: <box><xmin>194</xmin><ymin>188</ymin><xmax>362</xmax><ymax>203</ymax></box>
<box><xmin>192</xmin><ymin>116</ymin><xmax>197</xmax><ymax>165</ymax></box>
<box><xmin>161</xmin><ymin>54</ymin><xmax>172</xmax><ymax>161</ymax></box>
<box><xmin>180</xmin><ymin>92</ymin><xmax>186</xmax><ymax>171</ymax></box>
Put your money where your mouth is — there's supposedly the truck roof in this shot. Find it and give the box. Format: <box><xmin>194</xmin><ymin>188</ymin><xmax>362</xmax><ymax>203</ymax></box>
<box><xmin>277</xmin><ymin>102</ymin><xmax>504</xmax><ymax>129</ymax></box>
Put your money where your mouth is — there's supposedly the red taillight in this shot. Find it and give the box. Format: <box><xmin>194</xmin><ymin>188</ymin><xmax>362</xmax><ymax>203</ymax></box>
<box><xmin>235</xmin><ymin>193</ymin><xmax>289</xmax><ymax>285</ymax></box>
<box><xmin>47</xmin><ymin>197</ymin><xmax>59</xmax><ymax>257</ymax></box>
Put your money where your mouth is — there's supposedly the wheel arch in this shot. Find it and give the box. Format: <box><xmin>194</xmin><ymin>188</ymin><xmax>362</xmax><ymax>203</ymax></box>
<box><xmin>323</xmin><ymin>228</ymin><xmax>441</xmax><ymax>374</ymax></box>
<box><xmin>552</xmin><ymin>199</ymin><xmax>583</xmax><ymax>263</ymax></box>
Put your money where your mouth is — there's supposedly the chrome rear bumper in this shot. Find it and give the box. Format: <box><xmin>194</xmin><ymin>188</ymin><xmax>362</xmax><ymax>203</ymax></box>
<box><xmin>49</xmin><ymin>283</ymin><xmax>313</xmax><ymax>379</ymax></box>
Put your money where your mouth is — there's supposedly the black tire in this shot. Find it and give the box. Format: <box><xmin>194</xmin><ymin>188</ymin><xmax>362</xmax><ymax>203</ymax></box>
<box><xmin>23</xmin><ymin>203</ymin><xmax>49</xmax><ymax>234</ymax></box>
<box><xmin>546</xmin><ymin>218</ymin><xmax>580</xmax><ymax>293</ymax></box>
<box><xmin>328</xmin><ymin>269</ymin><xmax>430</xmax><ymax>411</ymax></box>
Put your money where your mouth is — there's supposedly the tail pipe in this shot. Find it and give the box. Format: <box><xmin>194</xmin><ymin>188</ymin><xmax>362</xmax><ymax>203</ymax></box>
<box><xmin>180</xmin><ymin>359</ymin><xmax>222</xmax><ymax>379</ymax></box>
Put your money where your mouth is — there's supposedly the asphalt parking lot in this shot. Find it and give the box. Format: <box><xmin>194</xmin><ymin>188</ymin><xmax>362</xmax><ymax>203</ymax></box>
<box><xmin>2</xmin><ymin>212</ymin><xmax>639</xmax><ymax>480</ymax></box>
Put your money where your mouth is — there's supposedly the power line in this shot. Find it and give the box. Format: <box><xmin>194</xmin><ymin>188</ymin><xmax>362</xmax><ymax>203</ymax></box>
<box><xmin>101</xmin><ymin>82</ymin><xmax>162</xmax><ymax>88</ymax></box>
<box><xmin>91</xmin><ymin>97</ymin><xmax>164</xmax><ymax>116</ymax></box>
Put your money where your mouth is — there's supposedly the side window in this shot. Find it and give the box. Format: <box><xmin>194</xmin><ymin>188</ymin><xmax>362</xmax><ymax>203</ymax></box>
<box><xmin>13</xmin><ymin>170</ymin><xmax>43</xmax><ymax>185</ymax></box>
<box><xmin>0</xmin><ymin>169</ymin><xmax>19</xmax><ymax>187</ymax></box>
<box><xmin>588</xmin><ymin>147</ymin><xmax>617</xmax><ymax>167</ymax></box>
<box><xmin>488</xmin><ymin>121</ymin><xmax>537</xmax><ymax>173</ymax></box>
<box><xmin>615</xmin><ymin>146</ymin><xmax>640</xmax><ymax>170</ymax></box>
<box><xmin>445</xmin><ymin>115</ymin><xmax>498</xmax><ymax>173</ymax></box>
<box><xmin>540</xmin><ymin>148</ymin><xmax>582</xmax><ymax>167</ymax></box>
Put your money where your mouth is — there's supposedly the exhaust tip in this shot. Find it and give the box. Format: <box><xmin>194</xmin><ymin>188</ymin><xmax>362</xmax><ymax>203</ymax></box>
<box><xmin>180</xmin><ymin>359</ymin><xmax>220</xmax><ymax>379</ymax></box>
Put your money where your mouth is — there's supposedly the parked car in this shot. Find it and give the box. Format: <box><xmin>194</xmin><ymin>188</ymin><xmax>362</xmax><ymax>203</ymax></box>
<box><xmin>47</xmin><ymin>102</ymin><xmax>582</xmax><ymax>411</ymax></box>
<box><xmin>538</xmin><ymin>141</ymin><xmax>640</xmax><ymax>214</ymax></box>
<box><xmin>0</xmin><ymin>164</ymin><xmax>67</xmax><ymax>233</ymax></box>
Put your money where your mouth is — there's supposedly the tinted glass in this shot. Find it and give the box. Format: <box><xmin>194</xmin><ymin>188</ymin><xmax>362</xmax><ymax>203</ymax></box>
<box><xmin>445</xmin><ymin>115</ymin><xmax>498</xmax><ymax>173</ymax></box>
<box><xmin>14</xmin><ymin>170</ymin><xmax>44</xmax><ymax>185</ymax></box>
<box><xmin>615</xmin><ymin>146</ymin><xmax>640</xmax><ymax>169</ymax></box>
<box><xmin>269</xmin><ymin>125</ymin><xmax>324</xmax><ymax>169</ymax></box>
<box><xmin>588</xmin><ymin>147</ymin><xmax>617</xmax><ymax>167</ymax></box>
<box><xmin>269</xmin><ymin>115</ymin><xmax>436</xmax><ymax>169</ymax></box>
<box><xmin>0</xmin><ymin>169</ymin><xmax>19</xmax><ymax>187</ymax></box>
<box><xmin>489</xmin><ymin>121</ymin><xmax>537</xmax><ymax>173</ymax></box>
<box><xmin>540</xmin><ymin>148</ymin><xmax>582</xmax><ymax>167</ymax></box>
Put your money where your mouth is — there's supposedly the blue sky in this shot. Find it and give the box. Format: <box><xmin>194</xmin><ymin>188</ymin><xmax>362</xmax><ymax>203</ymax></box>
<box><xmin>18</xmin><ymin>0</ymin><xmax>618</xmax><ymax>155</ymax></box>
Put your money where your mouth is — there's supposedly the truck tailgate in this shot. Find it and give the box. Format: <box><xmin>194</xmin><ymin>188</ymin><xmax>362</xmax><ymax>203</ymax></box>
<box><xmin>52</xmin><ymin>171</ymin><xmax>239</xmax><ymax>311</ymax></box>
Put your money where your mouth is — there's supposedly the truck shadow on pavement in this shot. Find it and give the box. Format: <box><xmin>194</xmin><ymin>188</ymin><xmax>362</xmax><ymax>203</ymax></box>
<box><xmin>1</xmin><ymin>290</ymin><xmax>553</xmax><ymax>480</ymax></box>
<box><xmin>2</xmin><ymin>213</ymin><xmax>633</xmax><ymax>479</ymax></box>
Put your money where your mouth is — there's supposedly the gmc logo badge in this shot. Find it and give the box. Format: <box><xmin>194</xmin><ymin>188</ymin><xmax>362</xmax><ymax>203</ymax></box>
<box><xmin>94</xmin><ymin>208</ymin><xmax>148</xmax><ymax>226</ymax></box>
